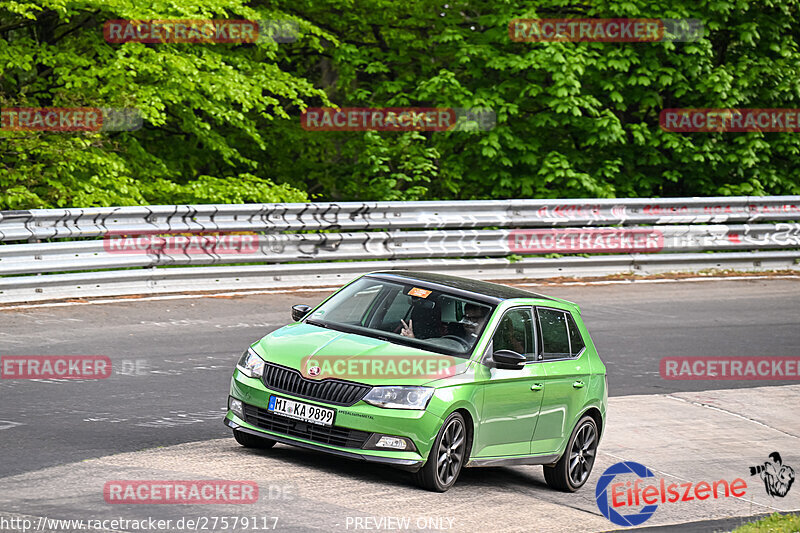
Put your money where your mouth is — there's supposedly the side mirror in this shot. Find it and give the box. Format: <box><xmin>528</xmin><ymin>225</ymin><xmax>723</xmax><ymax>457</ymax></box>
<box><xmin>492</xmin><ymin>349</ymin><xmax>526</xmax><ymax>370</ymax></box>
<box><xmin>291</xmin><ymin>304</ymin><xmax>312</xmax><ymax>322</ymax></box>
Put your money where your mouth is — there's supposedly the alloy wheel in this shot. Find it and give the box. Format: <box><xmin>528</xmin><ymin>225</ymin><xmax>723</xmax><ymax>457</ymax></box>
<box><xmin>568</xmin><ymin>422</ymin><xmax>597</xmax><ymax>486</ymax></box>
<box><xmin>436</xmin><ymin>417</ymin><xmax>465</xmax><ymax>486</ymax></box>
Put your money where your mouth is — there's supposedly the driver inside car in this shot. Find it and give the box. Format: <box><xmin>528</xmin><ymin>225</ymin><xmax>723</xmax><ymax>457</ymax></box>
<box><xmin>460</xmin><ymin>303</ymin><xmax>489</xmax><ymax>342</ymax></box>
<box><xmin>401</xmin><ymin>301</ymin><xmax>489</xmax><ymax>346</ymax></box>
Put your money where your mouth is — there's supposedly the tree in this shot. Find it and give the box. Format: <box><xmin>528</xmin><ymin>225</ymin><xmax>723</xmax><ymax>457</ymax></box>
<box><xmin>0</xmin><ymin>0</ymin><xmax>330</xmax><ymax>208</ymax></box>
<box><xmin>270</xmin><ymin>0</ymin><xmax>800</xmax><ymax>200</ymax></box>
<box><xmin>3</xmin><ymin>0</ymin><xmax>800</xmax><ymax>208</ymax></box>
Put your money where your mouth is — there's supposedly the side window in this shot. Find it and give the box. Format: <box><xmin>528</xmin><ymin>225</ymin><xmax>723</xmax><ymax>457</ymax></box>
<box><xmin>491</xmin><ymin>308</ymin><xmax>536</xmax><ymax>361</ymax></box>
<box><xmin>566</xmin><ymin>313</ymin><xmax>586</xmax><ymax>356</ymax></box>
<box><xmin>537</xmin><ymin>308</ymin><xmax>571</xmax><ymax>360</ymax></box>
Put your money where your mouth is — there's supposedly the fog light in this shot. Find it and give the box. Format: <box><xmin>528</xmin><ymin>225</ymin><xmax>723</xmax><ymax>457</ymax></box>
<box><xmin>376</xmin><ymin>436</ymin><xmax>408</xmax><ymax>450</ymax></box>
<box><xmin>229</xmin><ymin>397</ymin><xmax>244</xmax><ymax>419</ymax></box>
<box><xmin>363</xmin><ymin>433</ymin><xmax>417</xmax><ymax>451</ymax></box>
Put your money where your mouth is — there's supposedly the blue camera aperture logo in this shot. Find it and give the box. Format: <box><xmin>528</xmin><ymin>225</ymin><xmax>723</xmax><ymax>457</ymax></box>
<box><xmin>596</xmin><ymin>461</ymin><xmax>658</xmax><ymax>526</ymax></box>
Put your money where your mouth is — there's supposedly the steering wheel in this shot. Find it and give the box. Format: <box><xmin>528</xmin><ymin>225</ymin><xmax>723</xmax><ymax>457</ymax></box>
<box><xmin>440</xmin><ymin>334</ymin><xmax>471</xmax><ymax>350</ymax></box>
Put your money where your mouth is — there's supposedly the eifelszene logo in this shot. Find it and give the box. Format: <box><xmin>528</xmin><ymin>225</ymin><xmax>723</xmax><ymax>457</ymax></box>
<box><xmin>750</xmin><ymin>452</ymin><xmax>795</xmax><ymax>498</ymax></box>
<box><xmin>596</xmin><ymin>461</ymin><xmax>748</xmax><ymax>527</ymax></box>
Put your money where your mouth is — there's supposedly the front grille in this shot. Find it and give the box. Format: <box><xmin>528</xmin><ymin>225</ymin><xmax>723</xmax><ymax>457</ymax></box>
<box><xmin>243</xmin><ymin>403</ymin><xmax>371</xmax><ymax>449</ymax></box>
<box><xmin>261</xmin><ymin>362</ymin><xmax>371</xmax><ymax>406</ymax></box>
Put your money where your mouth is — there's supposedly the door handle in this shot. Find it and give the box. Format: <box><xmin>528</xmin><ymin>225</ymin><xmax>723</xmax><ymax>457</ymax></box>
<box><xmin>530</xmin><ymin>383</ymin><xmax>543</xmax><ymax>391</ymax></box>
<box><xmin>573</xmin><ymin>380</ymin><xmax>585</xmax><ymax>389</ymax></box>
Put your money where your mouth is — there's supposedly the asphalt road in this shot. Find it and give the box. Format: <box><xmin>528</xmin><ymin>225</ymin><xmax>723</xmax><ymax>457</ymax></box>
<box><xmin>0</xmin><ymin>278</ymin><xmax>798</xmax><ymax>482</ymax></box>
<box><xmin>3</xmin><ymin>383</ymin><xmax>798</xmax><ymax>533</ymax></box>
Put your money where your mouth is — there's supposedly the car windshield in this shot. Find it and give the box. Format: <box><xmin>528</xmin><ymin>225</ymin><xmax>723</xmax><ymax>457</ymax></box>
<box><xmin>304</xmin><ymin>277</ymin><xmax>495</xmax><ymax>357</ymax></box>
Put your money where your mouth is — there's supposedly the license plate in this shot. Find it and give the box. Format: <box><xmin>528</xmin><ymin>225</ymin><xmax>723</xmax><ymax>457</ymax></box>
<box><xmin>268</xmin><ymin>395</ymin><xmax>335</xmax><ymax>427</ymax></box>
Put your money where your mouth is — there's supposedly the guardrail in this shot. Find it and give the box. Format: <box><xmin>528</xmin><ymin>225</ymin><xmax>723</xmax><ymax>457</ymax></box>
<box><xmin>1</xmin><ymin>196</ymin><xmax>799</xmax><ymax>304</ymax></box>
<box><xmin>2</xmin><ymin>196</ymin><xmax>800</xmax><ymax>241</ymax></box>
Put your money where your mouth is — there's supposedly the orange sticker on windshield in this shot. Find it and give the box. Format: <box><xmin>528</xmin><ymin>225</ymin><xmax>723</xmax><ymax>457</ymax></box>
<box><xmin>408</xmin><ymin>287</ymin><xmax>432</xmax><ymax>298</ymax></box>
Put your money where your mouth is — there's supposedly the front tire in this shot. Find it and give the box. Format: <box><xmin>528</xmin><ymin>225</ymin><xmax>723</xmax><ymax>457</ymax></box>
<box><xmin>414</xmin><ymin>412</ymin><xmax>467</xmax><ymax>492</ymax></box>
<box><xmin>233</xmin><ymin>429</ymin><xmax>276</xmax><ymax>449</ymax></box>
<box><xmin>543</xmin><ymin>415</ymin><xmax>598</xmax><ymax>492</ymax></box>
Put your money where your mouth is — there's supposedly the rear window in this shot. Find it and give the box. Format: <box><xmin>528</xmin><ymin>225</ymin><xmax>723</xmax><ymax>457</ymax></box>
<box><xmin>567</xmin><ymin>313</ymin><xmax>586</xmax><ymax>355</ymax></box>
<box><xmin>538</xmin><ymin>307</ymin><xmax>590</xmax><ymax>360</ymax></box>
<box><xmin>537</xmin><ymin>308</ymin><xmax>570</xmax><ymax>359</ymax></box>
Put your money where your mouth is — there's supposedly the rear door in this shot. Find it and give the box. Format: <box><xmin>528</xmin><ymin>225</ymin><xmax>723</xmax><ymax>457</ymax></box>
<box><xmin>529</xmin><ymin>307</ymin><xmax>591</xmax><ymax>454</ymax></box>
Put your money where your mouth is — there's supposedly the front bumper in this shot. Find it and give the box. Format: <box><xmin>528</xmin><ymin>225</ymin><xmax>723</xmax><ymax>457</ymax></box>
<box><xmin>227</xmin><ymin>369</ymin><xmax>443</xmax><ymax>471</ymax></box>
<box><xmin>224</xmin><ymin>417</ymin><xmax>423</xmax><ymax>471</ymax></box>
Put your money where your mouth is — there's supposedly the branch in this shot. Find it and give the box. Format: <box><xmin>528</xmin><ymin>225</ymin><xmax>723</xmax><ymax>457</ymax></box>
<box><xmin>50</xmin><ymin>10</ymin><xmax>101</xmax><ymax>45</ymax></box>
<box><xmin>0</xmin><ymin>19</ymin><xmax>38</xmax><ymax>33</ymax></box>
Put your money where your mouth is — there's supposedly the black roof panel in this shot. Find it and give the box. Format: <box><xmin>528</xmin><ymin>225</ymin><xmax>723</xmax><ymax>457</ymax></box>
<box><xmin>366</xmin><ymin>271</ymin><xmax>554</xmax><ymax>304</ymax></box>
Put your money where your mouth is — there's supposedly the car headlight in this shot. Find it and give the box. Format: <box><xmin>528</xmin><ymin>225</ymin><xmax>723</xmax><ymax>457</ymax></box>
<box><xmin>362</xmin><ymin>386</ymin><xmax>434</xmax><ymax>410</ymax></box>
<box><xmin>236</xmin><ymin>347</ymin><xmax>265</xmax><ymax>379</ymax></box>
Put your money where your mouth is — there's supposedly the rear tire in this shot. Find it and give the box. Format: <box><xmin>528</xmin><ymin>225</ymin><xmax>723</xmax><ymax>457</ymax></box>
<box><xmin>414</xmin><ymin>412</ymin><xmax>467</xmax><ymax>492</ymax></box>
<box><xmin>233</xmin><ymin>429</ymin><xmax>276</xmax><ymax>449</ymax></box>
<box><xmin>543</xmin><ymin>415</ymin><xmax>598</xmax><ymax>492</ymax></box>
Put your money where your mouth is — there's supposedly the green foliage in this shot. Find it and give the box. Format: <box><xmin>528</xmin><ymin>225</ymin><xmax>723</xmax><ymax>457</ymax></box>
<box><xmin>0</xmin><ymin>0</ymin><xmax>324</xmax><ymax>208</ymax></box>
<box><xmin>732</xmin><ymin>512</ymin><xmax>800</xmax><ymax>533</ymax></box>
<box><xmin>275</xmin><ymin>0</ymin><xmax>800</xmax><ymax>200</ymax></box>
<box><xmin>3</xmin><ymin>0</ymin><xmax>800</xmax><ymax>208</ymax></box>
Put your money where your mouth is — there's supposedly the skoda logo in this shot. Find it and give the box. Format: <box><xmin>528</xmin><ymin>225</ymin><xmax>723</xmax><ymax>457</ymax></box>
<box><xmin>596</xmin><ymin>461</ymin><xmax>658</xmax><ymax>527</ymax></box>
<box><xmin>308</xmin><ymin>366</ymin><xmax>321</xmax><ymax>377</ymax></box>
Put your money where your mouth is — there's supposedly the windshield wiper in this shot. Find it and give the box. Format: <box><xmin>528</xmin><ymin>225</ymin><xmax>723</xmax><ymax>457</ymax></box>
<box><xmin>305</xmin><ymin>318</ymin><xmax>328</xmax><ymax>329</ymax></box>
<box><xmin>306</xmin><ymin>319</ymin><xmax>361</xmax><ymax>336</ymax></box>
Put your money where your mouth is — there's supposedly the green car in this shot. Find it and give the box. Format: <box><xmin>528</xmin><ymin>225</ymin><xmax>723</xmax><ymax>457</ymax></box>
<box><xmin>225</xmin><ymin>271</ymin><xmax>607</xmax><ymax>492</ymax></box>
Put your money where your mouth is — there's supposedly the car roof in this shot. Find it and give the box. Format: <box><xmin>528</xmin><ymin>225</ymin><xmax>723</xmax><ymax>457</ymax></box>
<box><xmin>365</xmin><ymin>270</ymin><xmax>560</xmax><ymax>305</ymax></box>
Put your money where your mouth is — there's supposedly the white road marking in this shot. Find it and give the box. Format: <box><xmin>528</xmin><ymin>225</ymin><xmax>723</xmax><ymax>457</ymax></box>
<box><xmin>214</xmin><ymin>322</ymin><xmax>272</xmax><ymax>328</ymax></box>
<box><xmin>134</xmin><ymin>408</ymin><xmax>227</xmax><ymax>428</ymax></box>
<box><xmin>139</xmin><ymin>318</ymin><xmax>209</xmax><ymax>327</ymax></box>
<box><xmin>0</xmin><ymin>333</ymin><xmax>26</xmax><ymax>345</ymax></box>
<box><xmin>0</xmin><ymin>287</ymin><xmax>339</xmax><ymax>311</ymax></box>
